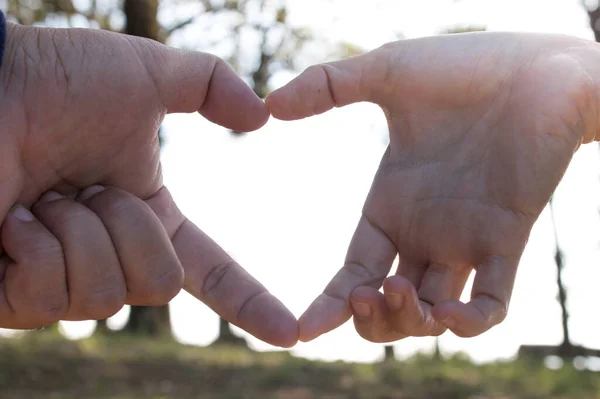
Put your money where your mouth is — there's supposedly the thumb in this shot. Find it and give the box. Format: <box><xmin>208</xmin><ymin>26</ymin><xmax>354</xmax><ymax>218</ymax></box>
<box><xmin>265</xmin><ymin>48</ymin><xmax>389</xmax><ymax>121</ymax></box>
<box><xmin>144</xmin><ymin>45</ymin><xmax>269</xmax><ymax>132</ymax></box>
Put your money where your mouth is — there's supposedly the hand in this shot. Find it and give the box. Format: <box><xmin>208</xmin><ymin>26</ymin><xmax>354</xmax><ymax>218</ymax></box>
<box><xmin>266</xmin><ymin>32</ymin><xmax>600</xmax><ymax>342</ymax></box>
<box><xmin>1</xmin><ymin>186</ymin><xmax>183</xmax><ymax>325</ymax></box>
<box><xmin>0</xmin><ymin>23</ymin><xmax>296</xmax><ymax>347</ymax></box>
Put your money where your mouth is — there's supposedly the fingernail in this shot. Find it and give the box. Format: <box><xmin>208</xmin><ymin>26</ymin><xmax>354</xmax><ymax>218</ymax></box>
<box><xmin>442</xmin><ymin>317</ymin><xmax>456</xmax><ymax>329</ymax></box>
<box><xmin>78</xmin><ymin>185</ymin><xmax>106</xmax><ymax>201</ymax></box>
<box><xmin>38</xmin><ymin>191</ymin><xmax>64</xmax><ymax>203</ymax></box>
<box><xmin>351</xmin><ymin>302</ymin><xmax>371</xmax><ymax>318</ymax></box>
<box><xmin>11</xmin><ymin>205</ymin><xmax>34</xmax><ymax>222</ymax></box>
<box><xmin>387</xmin><ymin>294</ymin><xmax>404</xmax><ymax>310</ymax></box>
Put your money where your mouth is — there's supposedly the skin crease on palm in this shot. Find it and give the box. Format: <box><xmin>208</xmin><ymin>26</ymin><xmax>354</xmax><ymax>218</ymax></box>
<box><xmin>266</xmin><ymin>31</ymin><xmax>600</xmax><ymax>344</ymax></box>
<box><xmin>0</xmin><ymin>23</ymin><xmax>298</xmax><ymax>347</ymax></box>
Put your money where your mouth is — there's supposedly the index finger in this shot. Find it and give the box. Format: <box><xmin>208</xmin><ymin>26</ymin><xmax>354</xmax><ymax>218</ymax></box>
<box><xmin>145</xmin><ymin>187</ymin><xmax>298</xmax><ymax>348</ymax></box>
<box><xmin>298</xmin><ymin>215</ymin><xmax>397</xmax><ymax>342</ymax></box>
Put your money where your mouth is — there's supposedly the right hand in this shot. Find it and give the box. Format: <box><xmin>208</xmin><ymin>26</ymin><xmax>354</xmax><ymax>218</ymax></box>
<box><xmin>266</xmin><ymin>31</ymin><xmax>600</xmax><ymax>343</ymax></box>
<box><xmin>0</xmin><ymin>23</ymin><xmax>297</xmax><ymax>347</ymax></box>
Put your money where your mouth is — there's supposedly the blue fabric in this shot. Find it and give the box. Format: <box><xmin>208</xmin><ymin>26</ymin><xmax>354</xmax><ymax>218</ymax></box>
<box><xmin>0</xmin><ymin>10</ymin><xmax>5</xmax><ymax>71</ymax></box>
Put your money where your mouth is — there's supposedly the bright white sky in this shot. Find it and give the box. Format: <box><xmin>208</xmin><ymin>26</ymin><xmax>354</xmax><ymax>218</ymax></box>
<box><xmin>5</xmin><ymin>0</ymin><xmax>600</xmax><ymax>366</ymax></box>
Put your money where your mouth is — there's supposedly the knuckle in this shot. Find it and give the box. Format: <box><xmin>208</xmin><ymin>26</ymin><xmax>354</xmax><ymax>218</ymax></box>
<box><xmin>138</xmin><ymin>266</ymin><xmax>184</xmax><ymax>306</ymax></box>
<box><xmin>86</xmin><ymin>187</ymin><xmax>133</xmax><ymax>214</ymax></box>
<box><xmin>32</xmin><ymin>291</ymin><xmax>69</xmax><ymax>325</ymax></box>
<box><xmin>81</xmin><ymin>285</ymin><xmax>127</xmax><ymax>320</ymax></box>
<box><xmin>202</xmin><ymin>260</ymin><xmax>236</xmax><ymax>298</ymax></box>
<box><xmin>19</xmin><ymin>236</ymin><xmax>63</xmax><ymax>266</ymax></box>
<box><xmin>34</xmin><ymin>200</ymin><xmax>88</xmax><ymax>227</ymax></box>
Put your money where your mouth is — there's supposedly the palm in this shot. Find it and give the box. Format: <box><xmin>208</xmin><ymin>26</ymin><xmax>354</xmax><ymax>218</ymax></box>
<box><xmin>1</xmin><ymin>26</ymin><xmax>263</xmax><ymax>209</ymax></box>
<box><xmin>371</xmin><ymin>46</ymin><xmax>582</xmax><ymax>274</ymax></box>
<box><xmin>267</xmin><ymin>31</ymin><xmax>595</xmax><ymax>341</ymax></box>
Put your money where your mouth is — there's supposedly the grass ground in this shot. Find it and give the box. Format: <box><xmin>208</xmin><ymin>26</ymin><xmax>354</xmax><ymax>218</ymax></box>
<box><xmin>0</xmin><ymin>333</ymin><xmax>599</xmax><ymax>399</ymax></box>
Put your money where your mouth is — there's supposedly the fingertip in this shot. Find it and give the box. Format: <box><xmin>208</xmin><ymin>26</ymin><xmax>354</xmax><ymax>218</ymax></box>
<box><xmin>37</xmin><ymin>191</ymin><xmax>65</xmax><ymax>204</ymax></box>
<box><xmin>432</xmin><ymin>299</ymin><xmax>498</xmax><ymax>338</ymax></box>
<box><xmin>350</xmin><ymin>301</ymin><xmax>372</xmax><ymax>319</ymax></box>
<box><xmin>298</xmin><ymin>293</ymin><xmax>350</xmax><ymax>342</ymax></box>
<box><xmin>9</xmin><ymin>205</ymin><xmax>35</xmax><ymax>223</ymax></box>
<box><xmin>264</xmin><ymin>303</ymin><xmax>299</xmax><ymax>349</ymax></box>
<box><xmin>274</xmin><ymin>312</ymin><xmax>299</xmax><ymax>348</ymax></box>
<box><xmin>431</xmin><ymin>299</ymin><xmax>461</xmax><ymax>320</ymax></box>
<box><xmin>264</xmin><ymin>65</ymin><xmax>335</xmax><ymax>121</ymax></box>
<box><xmin>264</xmin><ymin>89</ymin><xmax>294</xmax><ymax>121</ymax></box>
<box><xmin>200</xmin><ymin>61</ymin><xmax>270</xmax><ymax>132</ymax></box>
<box><xmin>298</xmin><ymin>313</ymin><xmax>323</xmax><ymax>343</ymax></box>
<box><xmin>236</xmin><ymin>292</ymin><xmax>298</xmax><ymax>348</ymax></box>
<box><xmin>431</xmin><ymin>300</ymin><xmax>461</xmax><ymax>332</ymax></box>
<box><xmin>382</xmin><ymin>276</ymin><xmax>419</xmax><ymax>312</ymax></box>
<box><xmin>350</xmin><ymin>286</ymin><xmax>381</xmax><ymax>303</ymax></box>
<box><xmin>77</xmin><ymin>185</ymin><xmax>107</xmax><ymax>202</ymax></box>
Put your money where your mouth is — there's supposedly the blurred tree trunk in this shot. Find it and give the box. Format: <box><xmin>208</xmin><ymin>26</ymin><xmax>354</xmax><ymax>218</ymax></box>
<box><xmin>433</xmin><ymin>337</ymin><xmax>441</xmax><ymax>360</ymax></box>
<box><xmin>116</xmin><ymin>0</ymin><xmax>171</xmax><ymax>338</ymax></box>
<box><xmin>124</xmin><ymin>0</ymin><xmax>161</xmax><ymax>40</ymax></box>
<box><xmin>214</xmin><ymin>317</ymin><xmax>247</xmax><ymax>346</ymax></box>
<box><xmin>587</xmin><ymin>3</ymin><xmax>600</xmax><ymax>42</ymax></box>
<box><xmin>95</xmin><ymin>319</ymin><xmax>111</xmax><ymax>335</ymax></box>
<box><xmin>383</xmin><ymin>345</ymin><xmax>395</xmax><ymax>362</ymax></box>
<box><xmin>549</xmin><ymin>200</ymin><xmax>571</xmax><ymax>349</ymax></box>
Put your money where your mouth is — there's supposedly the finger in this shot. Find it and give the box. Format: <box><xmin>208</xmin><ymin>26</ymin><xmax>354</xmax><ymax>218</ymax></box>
<box><xmin>395</xmin><ymin>258</ymin><xmax>427</xmax><ymax>290</ymax></box>
<box><xmin>32</xmin><ymin>191</ymin><xmax>126</xmax><ymax>321</ymax></box>
<box><xmin>144</xmin><ymin>187</ymin><xmax>298</xmax><ymax>348</ymax></box>
<box><xmin>266</xmin><ymin>49</ymin><xmax>387</xmax><ymax>121</ymax></box>
<box><xmin>432</xmin><ymin>255</ymin><xmax>517</xmax><ymax>337</ymax></box>
<box><xmin>78</xmin><ymin>186</ymin><xmax>184</xmax><ymax>307</ymax></box>
<box><xmin>383</xmin><ymin>275</ymin><xmax>446</xmax><ymax>337</ymax></box>
<box><xmin>144</xmin><ymin>45</ymin><xmax>269</xmax><ymax>132</ymax></box>
<box><xmin>298</xmin><ymin>215</ymin><xmax>397</xmax><ymax>342</ymax></box>
<box><xmin>0</xmin><ymin>206</ymin><xmax>68</xmax><ymax>328</ymax></box>
<box><xmin>351</xmin><ymin>286</ymin><xmax>407</xmax><ymax>343</ymax></box>
<box><xmin>417</xmin><ymin>262</ymin><xmax>472</xmax><ymax>306</ymax></box>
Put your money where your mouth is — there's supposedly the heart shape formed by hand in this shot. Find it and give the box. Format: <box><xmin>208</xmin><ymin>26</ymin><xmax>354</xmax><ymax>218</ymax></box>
<box><xmin>0</xmin><ymin>24</ymin><xmax>596</xmax><ymax>348</ymax></box>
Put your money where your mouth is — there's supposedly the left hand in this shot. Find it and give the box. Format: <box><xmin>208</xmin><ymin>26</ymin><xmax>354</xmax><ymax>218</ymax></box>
<box><xmin>0</xmin><ymin>23</ymin><xmax>297</xmax><ymax>347</ymax></box>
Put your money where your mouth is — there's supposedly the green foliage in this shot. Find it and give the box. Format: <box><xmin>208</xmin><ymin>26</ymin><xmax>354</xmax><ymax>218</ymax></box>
<box><xmin>1</xmin><ymin>334</ymin><xmax>599</xmax><ymax>398</ymax></box>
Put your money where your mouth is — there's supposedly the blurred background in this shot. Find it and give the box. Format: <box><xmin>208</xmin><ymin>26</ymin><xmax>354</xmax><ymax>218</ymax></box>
<box><xmin>1</xmin><ymin>0</ymin><xmax>600</xmax><ymax>398</ymax></box>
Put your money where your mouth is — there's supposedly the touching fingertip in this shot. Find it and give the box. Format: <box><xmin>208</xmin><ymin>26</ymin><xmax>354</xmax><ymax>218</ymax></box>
<box><xmin>298</xmin><ymin>317</ymin><xmax>322</xmax><ymax>343</ymax></box>
<box><xmin>10</xmin><ymin>205</ymin><xmax>35</xmax><ymax>222</ymax></box>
